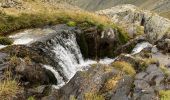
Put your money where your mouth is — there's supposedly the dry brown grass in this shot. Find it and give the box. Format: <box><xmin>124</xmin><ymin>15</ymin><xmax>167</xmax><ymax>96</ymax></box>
<box><xmin>84</xmin><ymin>92</ymin><xmax>104</xmax><ymax>100</ymax></box>
<box><xmin>0</xmin><ymin>70</ymin><xmax>21</xmax><ymax>100</ymax></box>
<box><xmin>111</xmin><ymin>61</ymin><xmax>136</xmax><ymax>76</ymax></box>
<box><xmin>104</xmin><ymin>73</ymin><xmax>122</xmax><ymax>92</ymax></box>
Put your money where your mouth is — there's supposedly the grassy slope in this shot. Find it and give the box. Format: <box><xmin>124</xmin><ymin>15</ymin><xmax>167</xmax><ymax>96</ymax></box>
<box><xmin>0</xmin><ymin>0</ymin><xmax>130</xmax><ymax>46</ymax></box>
<box><xmin>0</xmin><ymin>1</ymin><xmax>111</xmax><ymax>35</ymax></box>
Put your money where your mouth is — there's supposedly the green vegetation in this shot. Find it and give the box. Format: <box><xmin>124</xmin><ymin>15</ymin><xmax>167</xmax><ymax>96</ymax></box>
<box><xmin>111</xmin><ymin>61</ymin><xmax>136</xmax><ymax>76</ymax></box>
<box><xmin>0</xmin><ymin>9</ymin><xmax>111</xmax><ymax>35</ymax></box>
<box><xmin>27</xmin><ymin>96</ymin><xmax>35</xmax><ymax>100</ymax></box>
<box><xmin>160</xmin><ymin>64</ymin><xmax>170</xmax><ymax>77</ymax></box>
<box><xmin>136</xmin><ymin>26</ymin><xmax>144</xmax><ymax>36</ymax></box>
<box><xmin>116</xmin><ymin>26</ymin><xmax>130</xmax><ymax>44</ymax></box>
<box><xmin>67</xmin><ymin>21</ymin><xmax>77</xmax><ymax>27</ymax></box>
<box><xmin>159</xmin><ymin>90</ymin><xmax>170</xmax><ymax>100</ymax></box>
<box><xmin>84</xmin><ymin>92</ymin><xmax>104</xmax><ymax>100</ymax></box>
<box><xmin>0</xmin><ymin>36</ymin><xmax>13</xmax><ymax>45</ymax></box>
<box><xmin>139</xmin><ymin>58</ymin><xmax>158</xmax><ymax>71</ymax></box>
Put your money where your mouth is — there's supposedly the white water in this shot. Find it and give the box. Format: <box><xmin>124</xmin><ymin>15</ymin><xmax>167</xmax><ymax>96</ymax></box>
<box><xmin>9</xmin><ymin>28</ymin><xmax>55</xmax><ymax>45</ymax></box>
<box><xmin>43</xmin><ymin>65</ymin><xmax>65</xmax><ymax>89</ymax></box>
<box><xmin>0</xmin><ymin>45</ymin><xmax>6</xmax><ymax>49</ymax></box>
<box><xmin>131</xmin><ymin>42</ymin><xmax>152</xmax><ymax>55</ymax></box>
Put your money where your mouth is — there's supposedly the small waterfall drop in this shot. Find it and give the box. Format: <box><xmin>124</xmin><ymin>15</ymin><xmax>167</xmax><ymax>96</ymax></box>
<box><xmin>50</xmin><ymin>31</ymin><xmax>84</xmax><ymax>79</ymax></box>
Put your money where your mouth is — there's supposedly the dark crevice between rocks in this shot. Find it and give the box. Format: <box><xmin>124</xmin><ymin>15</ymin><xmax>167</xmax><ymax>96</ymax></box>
<box><xmin>76</xmin><ymin>26</ymin><xmax>130</xmax><ymax>59</ymax></box>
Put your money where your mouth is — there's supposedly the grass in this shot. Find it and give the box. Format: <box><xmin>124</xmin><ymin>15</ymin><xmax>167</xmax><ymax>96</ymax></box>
<box><xmin>103</xmin><ymin>74</ymin><xmax>122</xmax><ymax>92</ymax></box>
<box><xmin>160</xmin><ymin>64</ymin><xmax>170</xmax><ymax>77</ymax></box>
<box><xmin>111</xmin><ymin>61</ymin><xmax>136</xmax><ymax>76</ymax></box>
<box><xmin>84</xmin><ymin>92</ymin><xmax>104</xmax><ymax>100</ymax></box>
<box><xmin>67</xmin><ymin>21</ymin><xmax>77</xmax><ymax>27</ymax></box>
<box><xmin>0</xmin><ymin>70</ymin><xmax>21</xmax><ymax>100</ymax></box>
<box><xmin>27</xmin><ymin>96</ymin><xmax>35</xmax><ymax>100</ymax></box>
<box><xmin>0</xmin><ymin>36</ymin><xmax>13</xmax><ymax>45</ymax></box>
<box><xmin>0</xmin><ymin>8</ymin><xmax>112</xmax><ymax>35</ymax></box>
<box><xmin>0</xmin><ymin>1</ymin><xmax>130</xmax><ymax>47</ymax></box>
<box><xmin>139</xmin><ymin>58</ymin><xmax>158</xmax><ymax>71</ymax></box>
<box><xmin>136</xmin><ymin>25</ymin><xmax>144</xmax><ymax>36</ymax></box>
<box><xmin>159</xmin><ymin>90</ymin><xmax>170</xmax><ymax>100</ymax></box>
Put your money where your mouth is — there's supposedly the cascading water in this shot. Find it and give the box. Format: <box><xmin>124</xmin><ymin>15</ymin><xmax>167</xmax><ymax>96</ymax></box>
<box><xmin>40</xmin><ymin>29</ymin><xmax>116</xmax><ymax>88</ymax></box>
<box><xmin>5</xmin><ymin>25</ymin><xmax>153</xmax><ymax>89</ymax></box>
<box><xmin>49</xmin><ymin>31</ymin><xmax>84</xmax><ymax>79</ymax></box>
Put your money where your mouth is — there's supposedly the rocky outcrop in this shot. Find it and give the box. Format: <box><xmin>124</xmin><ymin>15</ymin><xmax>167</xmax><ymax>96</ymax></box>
<box><xmin>97</xmin><ymin>4</ymin><xmax>170</xmax><ymax>44</ymax></box>
<box><xmin>43</xmin><ymin>64</ymin><xmax>133</xmax><ymax>100</ymax></box>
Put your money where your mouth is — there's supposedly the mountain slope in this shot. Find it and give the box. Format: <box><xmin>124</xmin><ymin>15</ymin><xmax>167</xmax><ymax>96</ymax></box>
<box><xmin>66</xmin><ymin>0</ymin><xmax>170</xmax><ymax>19</ymax></box>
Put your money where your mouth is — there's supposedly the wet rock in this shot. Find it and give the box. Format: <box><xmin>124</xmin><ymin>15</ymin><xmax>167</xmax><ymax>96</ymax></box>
<box><xmin>0</xmin><ymin>45</ymin><xmax>58</xmax><ymax>87</ymax></box>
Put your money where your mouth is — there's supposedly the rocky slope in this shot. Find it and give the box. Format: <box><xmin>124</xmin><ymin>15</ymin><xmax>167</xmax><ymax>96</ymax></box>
<box><xmin>97</xmin><ymin>4</ymin><xmax>170</xmax><ymax>44</ymax></box>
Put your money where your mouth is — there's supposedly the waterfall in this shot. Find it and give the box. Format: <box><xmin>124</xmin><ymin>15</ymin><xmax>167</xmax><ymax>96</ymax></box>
<box><xmin>50</xmin><ymin>31</ymin><xmax>84</xmax><ymax>79</ymax></box>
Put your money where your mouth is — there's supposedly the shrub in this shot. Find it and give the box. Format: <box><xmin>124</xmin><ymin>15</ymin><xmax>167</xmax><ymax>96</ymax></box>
<box><xmin>111</xmin><ymin>61</ymin><xmax>136</xmax><ymax>76</ymax></box>
<box><xmin>159</xmin><ymin>90</ymin><xmax>170</xmax><ymax>100</ymax></box>
<box><xmin>0</xmin><ymin>36</ymin><xmax>13</xmax><ymax>45</ymax></box>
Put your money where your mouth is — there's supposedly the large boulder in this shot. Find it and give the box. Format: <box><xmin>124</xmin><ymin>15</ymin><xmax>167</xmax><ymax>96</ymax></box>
<box><xmin>43</xmin><ymin>64</ymin><xmax>134</xmax><ymax>100</ymax></box>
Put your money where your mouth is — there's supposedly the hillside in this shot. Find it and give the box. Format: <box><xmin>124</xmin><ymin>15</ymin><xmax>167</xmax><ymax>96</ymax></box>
<box><xmin>66</xmin><ymin>0</ymin><xmax>170</xmax><ymax>19</ymax></box>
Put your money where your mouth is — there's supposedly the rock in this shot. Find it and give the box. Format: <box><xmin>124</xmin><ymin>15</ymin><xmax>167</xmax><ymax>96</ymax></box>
<box><xmin>51</xmin><ymin>64</ymin><xmax>133</xmax><ymax>100</ymax></box>
<box><xmin>0</xmin><ymin>46</ymin><xmax>58</xmax><ymax>87</ymax></box>
<box><xmin>146</xmin><ymin>64</ymin><xmax>159</xmax><ymax>73</ymax></box>
<box><xmin>110</xmin><ymin>76</ymin><xmax>133</xmax><ymax>100</ymax></box>
<box><xmin>135</xmin><ymin>72</ymin><xmax>147</xmax><ymax>80</ymax></box>
<box><xmin>97</xmin><ymin>4</ymin><xmax>170</xmax><ymax>43</ymax></box>
<box><xmin>0</xmin><ymin>53</ymin><xmax>9</xmax><ymax>80</ymax></box>
<box><xmin>0</xmin><ymin>0</ymin><xmax>22</xmax><ymax>8</ymax></box>
<box><xmin>157</xmin><ymin>38</ymin><xmax>170</xmax><ymax>53</ymax></box>
<box><xmin>151</xmin><ymin>46</ymin><xmax>158</xmax><ymax>53</ymax></box>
